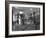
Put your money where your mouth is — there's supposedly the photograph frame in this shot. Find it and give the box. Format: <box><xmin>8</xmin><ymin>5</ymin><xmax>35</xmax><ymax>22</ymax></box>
<box><xmin>5</xmin><ymin>1</ymin><xmax>45</xmax><ymax>37</ymax></box>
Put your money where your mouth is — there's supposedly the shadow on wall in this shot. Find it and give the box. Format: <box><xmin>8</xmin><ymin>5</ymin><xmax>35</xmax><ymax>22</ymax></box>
<box><xmin>7</xmin><ymin>37</ymin><xmax>21</xmax><ymax>38</ymax></box>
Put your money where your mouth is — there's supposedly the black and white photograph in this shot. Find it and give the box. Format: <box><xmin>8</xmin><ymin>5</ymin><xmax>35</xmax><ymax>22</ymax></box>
<box><xmin>12</xmin><ymin>7</ymin><xmax>40</xmax><ymax>31</ymax></box>
<box><xmin>5</xmin><ymin>1</ymin><xmax>45</xmax><ymax>37</ymax></box>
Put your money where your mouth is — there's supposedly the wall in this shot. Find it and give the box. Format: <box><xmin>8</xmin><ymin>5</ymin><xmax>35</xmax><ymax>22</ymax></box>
<box><xmin>0</xmin><ymin>0</ymin><xmax>46</xmax><ymax>38</ymax></box>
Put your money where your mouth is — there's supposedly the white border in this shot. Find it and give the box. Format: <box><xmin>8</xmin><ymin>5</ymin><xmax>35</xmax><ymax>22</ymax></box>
<box><xmin>9</xmin><ymin>4</ymin><xmax>43</xmax><ymax>35</ymax></box>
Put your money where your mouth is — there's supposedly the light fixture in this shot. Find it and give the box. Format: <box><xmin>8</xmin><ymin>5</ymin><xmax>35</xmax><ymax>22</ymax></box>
<box><xmin>19</xmin><ymin>11</ymin><xmax>23</xmax><ymax>14</ymax></box>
